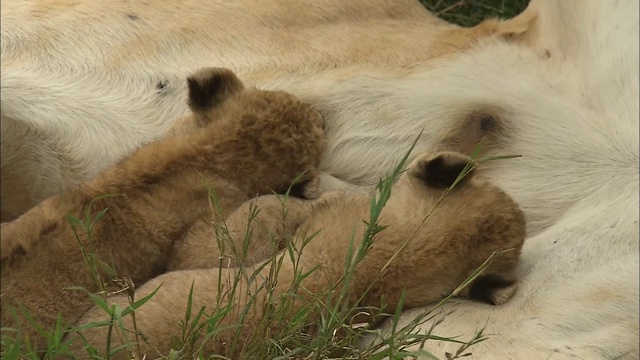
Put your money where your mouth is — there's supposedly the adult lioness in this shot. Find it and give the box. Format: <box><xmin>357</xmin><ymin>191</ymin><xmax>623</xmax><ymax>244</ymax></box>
<box><xmin>1</xmin><ymin>0</ymin><xmax>637</xmax><ymax>358</ymax></box>
<box><xmin>0</xmin><ymin>0</ymin><xmax>532</xmax><ymax>220</ymax></box>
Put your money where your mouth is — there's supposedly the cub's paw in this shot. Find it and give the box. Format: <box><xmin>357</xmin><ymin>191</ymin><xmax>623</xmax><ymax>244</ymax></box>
<box><xmin>411</xmin><ymin>151</ymin><xmax>475</xmax><ymax>189</ymax></box>
<box><xmin>0</xmin><ymin>222</ymin><xmax>27</xmax><ymax>263</ymax></box>
<box><xmin>466</xmin><ymin>274</ymin><xmax>518</xmax><ymax>305</ymax></box>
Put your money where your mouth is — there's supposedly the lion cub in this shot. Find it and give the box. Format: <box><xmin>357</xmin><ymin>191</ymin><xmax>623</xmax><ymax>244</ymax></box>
<box><xmin>0</xmin><ymin>67</ymin><xmax>325</xmax><ymax>348</ymax></box>
<box><xmin>71</xmin><ymin>151</ymin><xmax>525</xmax><ymax>358</ymax></box>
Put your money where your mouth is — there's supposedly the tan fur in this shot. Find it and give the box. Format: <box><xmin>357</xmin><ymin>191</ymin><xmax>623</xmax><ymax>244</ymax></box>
<box><xmin>68</xmin><ymin>151</ymin><xmax>525</xmax><ymax>358</ymax></box>
<box><xmin>0</xmin><ymin>67</ymin><xmax>326</xmax><ymax>347</ymax></box>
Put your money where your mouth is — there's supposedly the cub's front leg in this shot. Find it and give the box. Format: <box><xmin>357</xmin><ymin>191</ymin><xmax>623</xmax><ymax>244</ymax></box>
<box><xmin>168</xmin><ymin>194</ymin><xmax>314</xmax><ymax>270</ymax></box>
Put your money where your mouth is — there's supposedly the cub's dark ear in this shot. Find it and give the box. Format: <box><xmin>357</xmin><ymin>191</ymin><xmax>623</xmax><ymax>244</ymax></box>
<box><xmin>414</xmin><ymin>151</ymin><xmax>474</xmax><ymax>188</ymax></box>
<box><xmin>187</xmin><ymin>67</ymin><xmax>244</xmax><ymax>113</ymax></box>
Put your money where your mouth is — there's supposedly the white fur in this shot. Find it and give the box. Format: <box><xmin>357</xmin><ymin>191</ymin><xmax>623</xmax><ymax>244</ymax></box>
<box><xmin>1</xmin><ymin>0</ymin><xmax>638</xmax><ymax>358</ymax></box>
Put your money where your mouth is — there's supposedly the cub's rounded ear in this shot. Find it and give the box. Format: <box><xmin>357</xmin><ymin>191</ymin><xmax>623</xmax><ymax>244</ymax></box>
<box><xmin>414</xmin><ymin>151</ymin><xmax>475</xmax><ymax>188</ymax></box>
<box><xmin>187</xmin><ymin>67</ymin><xmax>245</xmax><ymax>113</ymax></box>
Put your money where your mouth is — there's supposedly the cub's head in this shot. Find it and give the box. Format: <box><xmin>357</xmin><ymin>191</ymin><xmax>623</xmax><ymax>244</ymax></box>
<box><xmin>406</xmin><ymin>151</ymin><xmax>526</xmax><ymax>306</ymax></box>
<box><xmin>183</xmin><ymin>67</ymin><xmax>326</xmax><ymax>196</ymax></box>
